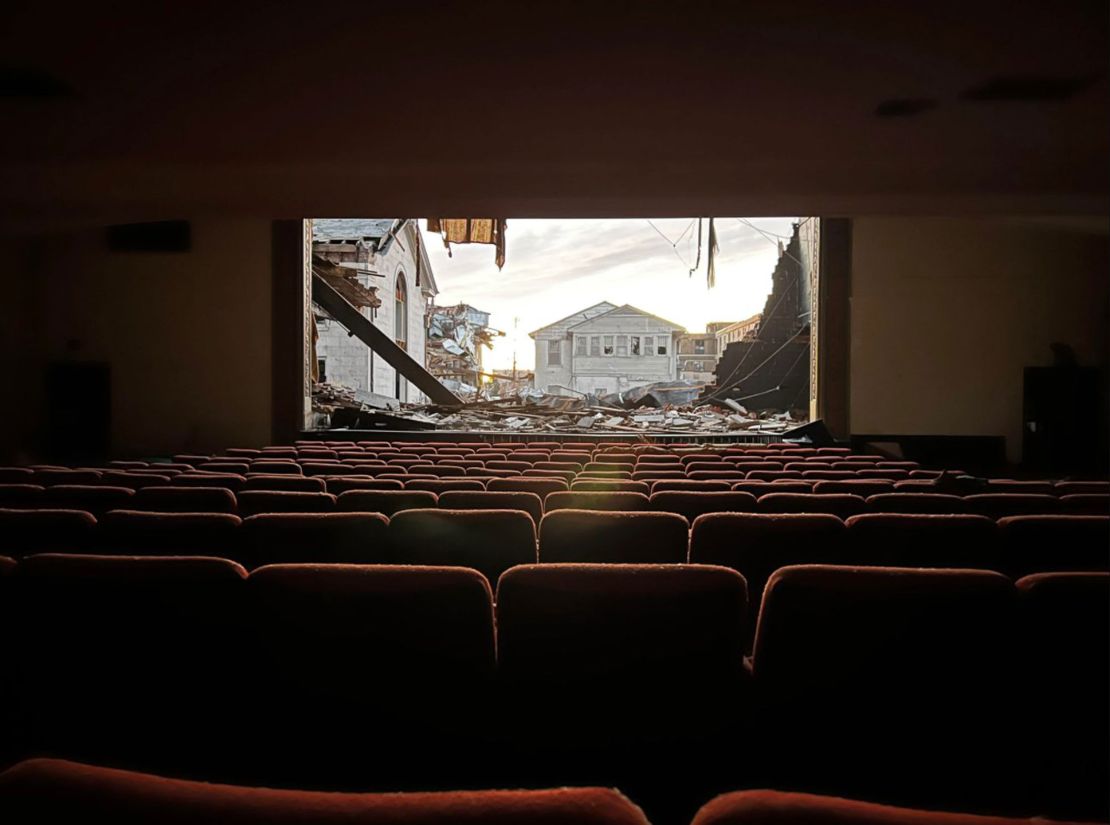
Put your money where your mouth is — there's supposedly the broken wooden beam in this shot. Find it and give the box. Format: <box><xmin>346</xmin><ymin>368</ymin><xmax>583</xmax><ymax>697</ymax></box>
<box><xmin>312</xmin><ymin>273</ymin><xmax>462</xmax><ymax>406</ymax></box>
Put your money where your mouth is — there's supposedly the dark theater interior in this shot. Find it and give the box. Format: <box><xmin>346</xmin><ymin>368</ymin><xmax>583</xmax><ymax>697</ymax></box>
<box><xmin>0</xmin><ymin>3</ymin><xmax>1107</xmax><ymax>824</ymax></box>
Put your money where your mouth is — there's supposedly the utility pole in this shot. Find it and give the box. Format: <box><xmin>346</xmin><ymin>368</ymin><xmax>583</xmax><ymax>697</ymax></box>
<box><xmin>512</xmin><ymin>316</ymin><xmax>519</xmax><ymax>382</ymax></box>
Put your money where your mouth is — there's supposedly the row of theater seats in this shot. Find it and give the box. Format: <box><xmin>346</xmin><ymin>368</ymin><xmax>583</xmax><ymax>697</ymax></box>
<box><xmin>0</xmin><ymin>759</ymin><xmax>1100</xmax><ymax>825</ymax></box>
<box><xmin>1</xmin><ymin>506</ymin><xmax>1106</xmax><ymax>582</ymax></box>
<box><xmin>0</xmin><ymin>557</ymin><xmax>1104</xmax><ymax>822</ymax></box>
<box><xmin>2</xmin><ymin>483</ymin><xmax>1106</xmax><ymax>522</ymax></box>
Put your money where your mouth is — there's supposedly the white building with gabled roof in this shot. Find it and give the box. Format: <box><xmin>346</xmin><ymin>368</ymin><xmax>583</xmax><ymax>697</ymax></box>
<box><xmin>530</xmin><ymin>302</ymin><xmax>685</xmax><ymax>397</ymax></box>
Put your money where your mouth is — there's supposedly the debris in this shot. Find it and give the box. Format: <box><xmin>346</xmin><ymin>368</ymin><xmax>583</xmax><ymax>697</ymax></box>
<box><xmin>426</xmin><ymin>304</ymin><xmax>504</xmax><ymax>393</ymax></box>
<box><xmin>723</xmin><ymin>399</ymin><xmax>748</xmax><ymax>414</ymax></box>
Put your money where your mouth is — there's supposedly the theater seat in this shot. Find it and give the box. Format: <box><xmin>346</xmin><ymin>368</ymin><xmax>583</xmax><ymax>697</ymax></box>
<box><xmin>14</xmin><ymin>555</ymin><xmax>246</xmax><ymax>772</ymax></box>
<box><xmin>239</xmin><ymin>513</ymin><xmax>390</xmax><ymax>568</ymax></box>
<box><xmin>0</xmin><ymin>508</ymin><xmax>96</xmax><ymax>557</ymax></box>
<box><xmin>241</xmin><ymin>564</ymin><xmax>496</xmax><ymax>785</ymax></box>
<box><xmin>757</xmin><ymin>492</ymin><xmax>867</xmax><ymax>519</ymax></box>
<box><xmin>571</xmin><ymin>480</ymin><xmax>651</xmax><ymax>494</ymax></box>
<box><xmin>811</xmin><ymin>479</ymin><xmax>894</xmax><ymax>496</ymax></box>
<box><xmin>388</xmin><ymin>509</ymin><xmax>537</xmax><ymax>585</ymax></box>
<box><xmin>335</xmin><ymin>489</ymin><xmax>437</xmax><ymax>516</ymax></box>
<box><xmin>404</xmin><ymin>479</ymin><xmax>486</xmax><ymax>494</ymax></box>
<box><xmin>690</xmin><ymin>789</ymin><xmax>1088</xmax><ymax>825</ymax></box>
<box><xmin>997</xmin><ymin>515</ymin><xmax>1110</xmax><ymax>577</ymax></box>
<box><xmin>545</xmin><ymin>491</ymin><xmax>650</xmax><ymax>512</ymax></box>
<box><xmin>652</xmin><ymin>481</ymin><xmax>732</xmax><ymax>493</ymax></box>
<box><xmin>436</xmin><ymin>490</ymin><xmax>544</xmax><ymax>525</ymax></box>
<box><xmin>43</xmin><ymin>485</ymin><xmax>135</xmax><ymax>516</ymax></box>
<box><xmin>237</xmin><ymin>490</ymin><xmax>336</xmax><ymax>517</ymax></box>
<box><xmin>132</xmin><ymin>486</ymin><xmax>238</xmax><ymax>514</ymax></box>
<box><xmin>241</xmin><ymin>475</ymin><xmax>326</xmax><ymax>493</ymax></box>
<box><xmin>97</xmin><ymin>510</ymin><xmax>242</xmax><ymax>557</ymax></box>
<box><xmin>863</xmin><ymin>492</ymin><xmax>970</xmax><ymax>514</ymax></box>
<box><xmin>752</xmin><ymin>564</ymin><xmax>1018</xmax><ymax>809</ymax></box>
<box><xmin>0</xmin><ymin>484</ymin><xmax>44</xmax><ymax>509</ymax></box>
<box><xmin>688</xmin><ymin>513</ymin><xmax>846</xmax><ymax>650</ymax></box>
<box><xmin>843</xmin><ymin>514</ymin><xmax>1000</xmax><ymax>570</ymax></box>
<box><xmin>172</xmin><ymin>472</ymin><xmax>247</xmax><ymax>492</ymax></box>
<box><xmin>489</xmin><ymin>477</ymin><xmax>569</xmax><ymax>498</ymax></box>
<box><xmin>649</xmin><ymin>491</ymin><xmax>757</xmax><ymax>521</ymax></box>
<box><xmin>963</xmin><ymin>493</ymin><xmax>1059</xmax><ymax>519</ymax></box>
<box><xmin>539</xmin><ymin>510</ymin><xmax>688</xmax><ymax>563</ymax></box>
<box><xmin>1015</xmin><ymin>572</ymin><xmax>1109</xmax><ymax>820</ymax></box>
<box><xmin>1057</xmin><ymin>493</ymin><xmax>1110</xmax><ymax>515</ymax></box>
<box><xmin>0</xmin><ymin>759</ymin><xmax>650</xmax><ymax>825</ymax></box>
<box><xmin>324</xmin><ymin>476</ymin><xmax>404</xmax><ymax>494</ymax></box>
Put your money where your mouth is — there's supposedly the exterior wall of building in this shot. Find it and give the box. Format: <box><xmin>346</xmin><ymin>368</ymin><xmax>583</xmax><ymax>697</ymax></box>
<box><xmin>532</xmin><ymin>302</ymin><xmax>616</xmax><ymax>394</ymax></box>
<box><xmin>567</xmin><ymin>310</ymin><xmax>680</xmax><ymax>394</ymax></box>
<box><xmin>677</xmin><ymin>333</ymin><xmax>721</xmax><ymax>384</ymax></box>
<box><xmin>315</xmin><ymin>222</ymin><xmax>431</xmax><ymax>402</ymax></box>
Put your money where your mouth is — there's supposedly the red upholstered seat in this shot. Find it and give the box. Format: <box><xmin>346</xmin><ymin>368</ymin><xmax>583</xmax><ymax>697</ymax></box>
<box><xmin>757</xmin><ymin>492</ymin><xmax>867</xmax><ymax>519</ymax></box>
<box><xmin>651</xmin><ymin>480</ymin><xmax>731</xmax><ymax>493</ymax></box>
<box><xmin>488</xmin><ymin>477</ymin><xmax>569</xmax><ymax>498</ymax></box>
<box><xmin>404</xmin><ymin>478</ymin><xmax>486</xmax><ymax>493</ymax></box>
<box><xmin>1057</xmin><ymin>493</ymin><xmax>1110</xmax><ymax>515</ymax></box>
<box><xmin>631</xmin><ymin>470</ymin><xmax>686</xmax><ymax>482</ymax></box>
<box><xmin>985</xmin><ymin>479</ymin><xmax>1056</xmax><ymax>495</ymax></box>
<box><xmin>811</xmin><ymin>479</ymin><xmax>894</xmax><ymax>496</ymax></box>
<box><xmin>545</xmin><ymin>491</ymin><xmax>651</xmax><ymax>512</ymax></box>
<box><xmin>171</xmin><ymin>472</ymin><xmax>246</xmax><ymax>492</ymax></box>
<box><xmin>0</xmin><ymin>759</ymin><xmax>650</xmax><ymax>825</ymax></box>
<box><xmin>690</xmin><ymin>789</ymin><xmax>1090</xmax><ymax>825</ymax></box>
<box><xmin>42</xmin><ymin>485</ymin><xmax>134</xmax><ymax>516</ymax></box>
<box><xmin>132</xmin><ymin>485</ymin><xmax>237</xmax><ymax>514</ymax></box>
<box><xmin>1055</xmin><ymin>481</ymin><xmax>1110</xmax><ymax>496</ymax></box>
<box><xmin>387</xmin><ymin>509</ymin><xmax>537</xmax><ymax>585</ymax></box>
<box><xmin>97</xmin><ymin>510</ymin><xmax>241</xmax><ymax>557</ymax></box>
<box><xmin>99</xmin><ymin>470</ymin><xmax>173</xmax><ymax>489</ymax></box>
<box><xmin>239</xmin><ymin>513</ymin><xmax>390</xmax><ymax>568</ymax></box>
<box><xmin>752</xmin><ymin>565</ymin><xmax>1019</xmax><ymax>807</ymax></box>
<box><xmin>241</xmin><ymin>564</ymin><xmax>495</xmax><ymax>784</ymax></box>
<box><xmin>649</xmin><ymin>491</ymin><xmax>757</xmax><ymax>521</ymax></box>
<box><xmin>571</xmin><ymin>480</ymin><xmax>652</xmax><ymax>494</ymax></box>
<box><xmin>437</xmin><ymin>490</ymin><xmax>544</xmax><ymax>525</ymax></box>
<box><xmin>0</xmin><ymin>468</ymin><xmax>34</xmax><ymax>484</ymax></box>
<box><xmin>731</xmin><ymin>481</ymin><xmax>812</xmax><ymax>495</ymax></box>
<box><xmin>539</xmin><ymin>510</ymin><xmax>688</xmax><ymax>563</ymax></box>
<box><xmin>964</xmin><ymin>493</ymin><xmax>1059</xmax><ymax>518</ymax></box>
<box><xmin>863</xmin><ymin>492</ymin><xmax>970</xmax><ymax>514</ymax></box>
<box><xmin>1016</xmin><ymin>572</ymin><xmax>1109</xmax><ymax>820</ymax></box>
<box><xmin>241</xmin><ymin>474</ymin><xmax>326</xmax><ymax>493</ymax></box>
<box><xmin>32</xmin><ymin>469</ymin><xmax>102</xmax><ymax>486</ymax></box>
<box><xmin>843</xmin><ymin>514</ymin><xmax>1000</xmax><ymax>569</ymax></box>
<box><xmin>236</xmin><ymin>490</ymin><xmax>336</xmax><ymax>516</ymax></box>
<box><xmin>688</xmin><ymin>470</ymin><xmax>748</xmax><ymax>481</ymax></box>
<box><xmin>324</xmin><ymin>476</ymin><xmax>404</xmax><ymax>493</ymax></box>
<box><xmin>997</xmin><ymin>515</ymin><xmax>1110</xmax><ymax>577</ymax></box>
<box><xmin>335</xmin><ymin>489</ymin><xmax>437</xmax><ymax>516</ymax></box>
<box><xmin>14</xmin><ymin>555</ymin><xmax>247</xmax><ymax>771</ymax></box>
<box><xmin>0</xmin><ymin>508</ymin><xmax>96</xmax><ymax>557</ymax></box>
<box><xmin>248</xmin><ymin>460</ymin><xmax>303</xmax><ymax>475</ymax></box>
<box><xmin>0</xmin><ymin>484</ymin><xmax>44</xmax><ymax>509</ymax></box>
<box><xmin>688</xmin><ymin>513</ymin><xmax>846</xmax><ymax>650</ymax></box>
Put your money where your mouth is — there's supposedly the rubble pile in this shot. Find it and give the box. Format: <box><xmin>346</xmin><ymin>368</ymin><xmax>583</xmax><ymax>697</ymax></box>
<box><xmin>426</xmin><ymin>304</ymin><xmax>502</xmax><ymax>390</ymax></box>
<box><xmin>313</xmin><ymin>379</ymin><xmax>804</xmax><ymax>435</ymax></box>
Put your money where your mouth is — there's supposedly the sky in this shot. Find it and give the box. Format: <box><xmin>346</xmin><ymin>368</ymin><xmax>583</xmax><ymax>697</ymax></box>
<box><xmin>422</xmin><ymin>217</ymin><xmax>798</xmax><ymax>370</ymax></box>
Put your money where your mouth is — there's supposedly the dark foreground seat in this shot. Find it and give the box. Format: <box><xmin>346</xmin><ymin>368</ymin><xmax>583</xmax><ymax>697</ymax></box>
<box><xmin>1015</xmin><ymin>572</ymin><xmax>1109</xmax><ymax>821</ymax></box>
<box><xmin>0</xmin><ymin>508</ymin><xmax>96</xmax><ymax>557</ymax></box>
<box><xmin>239</xmin><ymin>564</ymin><xmax>495</xmax><ymax>788</ymax></box>
<box><xmin>97</xmin><ymin>510</ymin><xmax>241</xmax><ymax>558</ymax></box>
<box><xmin>436</xmin><ymin>490</ymin><xmax>543</xmax><ymax>525</ymax></box>
<box><xmin>238</xmin><ymin>512</ymin><xmax>390</xmax><ymax>568</ymax></box>
<box><xmin>998</xmin><ymin>515</ymin><xmax>1110</xmax><ymax>577</ymax></box>
<box><xmin>13</xmin><ymin>555</ymin><xmax>247</xmax><ymax>774</ymax></box>
<box><xmin>751</xmin><ymin>565</ymin><xmax>1020</xmax><ymax>813</ymax></box>
<box><xmin>690</xmin><ymin>789</ymin><xmax>1092</xmax><ymax>825</ymax></box>
<box><xmin>0</xmin><ymin>759</ymin><xmax>650</xmax><ymax>825</ymax></box>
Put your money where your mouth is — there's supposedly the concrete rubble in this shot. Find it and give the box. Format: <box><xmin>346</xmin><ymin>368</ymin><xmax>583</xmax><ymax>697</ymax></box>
<box><xmin>313</xmin><ymin>379</ymin><xmax>805</xmax><ymax>435</ymax></box>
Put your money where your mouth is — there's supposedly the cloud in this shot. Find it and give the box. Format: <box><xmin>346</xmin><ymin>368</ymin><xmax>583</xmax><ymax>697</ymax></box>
<box><xmin>422</xmin><ymin>217</ymin><xmax>799</xmax><ymax>369</ymax></box>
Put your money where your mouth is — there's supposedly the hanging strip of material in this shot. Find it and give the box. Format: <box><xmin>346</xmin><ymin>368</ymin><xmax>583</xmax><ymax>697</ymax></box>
<box><xmin>426</xmin><ymin>218</ymin><xmax>507</xmax><ymax>269</ymax></box>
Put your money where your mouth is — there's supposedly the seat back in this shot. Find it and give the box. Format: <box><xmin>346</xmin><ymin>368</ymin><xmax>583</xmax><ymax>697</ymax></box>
<box><xmin>649</xmin><ymin>491</ymin><xmax>757</xmax><ymax>521</ymax></box>
<box><xmin>844</xmin><ymin>514</ymin><xmax>1000</xmax><ymax>570</ymax></box>
<box><xmin>388</xmin><ymin>509</ymin><xmax>537</xmax><ymax>585</ymax></box>
<box><xmin>335</xmin><ymin>489</ymin><xmax>437</xmax><ymax>516</ymax></box>
<box><xmin>236</xmin><ymin>491</ymin><xmax>335</xmax><ymax>516</ymax></box>
<box><xmin>540</xmin><ymin>510</ymin><xmax>688</xmax><ymax>564</ymax></box>
<box><xmin>132</xmin><ymin>486</ymin><xmax>237</xmax><ymax>514</ymax></box>
<box><xmin>998</xmin><ymin>515</ymin><xmax>1110</xmax><ymax>577</ymax></box>
<box><xmin>544</xmin><ymin>491</ymin><xmax>650</xmax><ymax>512</ymax></box>
<box><xmin>239</xmin><ymin>513</ymin><xmax>390</xmax><ymax>568</ymax></box>
<box><xmin>0</xmin><ymin>509</ymin><xmax>96</xmax><ymax>557</ymax></box>
<box><xmin>97</xmin><ymin>510</ymin><xmax>242</xmax><ymax>557</ymax></box>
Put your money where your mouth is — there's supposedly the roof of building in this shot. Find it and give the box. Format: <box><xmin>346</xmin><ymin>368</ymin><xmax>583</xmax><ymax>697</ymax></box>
<box><xmin>715</xmin><ymin>313</ymin><xmax>762</xmax><ymax>334</ymax></box>
<box><xmin>567</xmin><ymin>303</ymin><xmax>685</xmax><ymax>333</ymax></box>
<box><xmin>312</xmin><ymin>218</ymin><xmax>397</xmax><ymax>242</ymax></box>
<box><xmin>529</xmin><ymin>301</ymin><xmax>618</xmax><ymax>337</ymax></box>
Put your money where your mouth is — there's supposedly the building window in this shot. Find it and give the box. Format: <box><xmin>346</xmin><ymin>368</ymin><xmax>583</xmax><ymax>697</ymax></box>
<box><xmin>575</xmin><ymin>336</ymin><xmax>586</xmax><ymax>356</ymax></box>
<box><xmin>548</xmin><ymin>339</ymin><xmax>562</xmax><ymax>366</ymax></box>
<box><xmin>657</xmin><ymin>338</ymin><xmax>668</xmax><ymax>355</ymax></box>
<box><xmin>694</xmin><ymin>339</ymin><xmax>706</xmax><ymax>354</ymax></box>
<box><xmin>394</xmin><ymin>272</ymin><xmax>408</xmax><ymax>348</ymax></box>
<box><xmin>590</xmin><ymin>336</ymin><xmax>601</xmax><ymax>356</ymax></box>
<box><xmin>602</xmin><ymin>335</ymin><xmax>614</xmax><ymax>355</ymax></box>
<box><xmin>317</xmin><ymin>358</ymin><xmax>327</xmax><ymax>382</ymax></box>
<box><xmin>630</xmin><ymin>335</ymin><xmax>641</xmax><ymax>356</ymax></box>
<box><xmin>643</xmin><ymin>336</ymin><xmax>653</xmax><ymax>354</ymax></box>
<box><xmin>616</xmin><ymin>335</ymin><xmax>628</xmax><ymax>356</ymax></box>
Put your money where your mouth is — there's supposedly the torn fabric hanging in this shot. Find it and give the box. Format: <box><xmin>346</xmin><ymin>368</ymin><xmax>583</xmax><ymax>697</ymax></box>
<box><xmin>426</xmin><ymin>218</ymin><xmax>507</xmax><ymax>269</ymax></box>
<box><xmin>706</xmin><ymin>217</ymin><xmax>719</xmax><ymax>289</ymax></box>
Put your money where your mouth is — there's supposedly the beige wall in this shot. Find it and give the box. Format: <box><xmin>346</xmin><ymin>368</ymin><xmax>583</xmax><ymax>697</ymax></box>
<box><xmin>850</xmin><ymin>217</ymin><xmax>1108</xmax><ymax>462</ymax></box>
<box><xmin>0</xmin><ymin>219</ymin><xmax>274</xmax><ymax>459</ymax></box>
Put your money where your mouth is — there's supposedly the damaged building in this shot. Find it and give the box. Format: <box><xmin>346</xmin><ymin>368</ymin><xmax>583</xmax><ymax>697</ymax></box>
<box><xmin>312</xmin><ymin>219</ymin><xmax>438</xmax><ymax>402</ymax></box>
<box><xmin>706</xmin><ymin>221</ymin><xmax>811</xmax><ymax>413</ymax></box>
<box><xmin>425</xmin><ymin>303</ymin><xmax>503</xmax><ymax>396</ymax></box>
